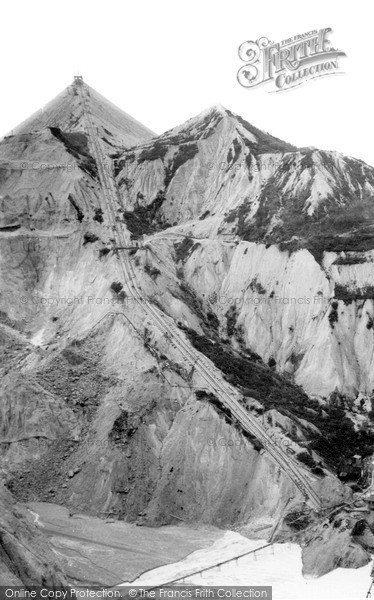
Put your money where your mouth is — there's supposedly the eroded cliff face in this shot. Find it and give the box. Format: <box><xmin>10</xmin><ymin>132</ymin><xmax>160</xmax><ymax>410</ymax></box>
<box><xmin>5</xmin><ymin>298</ymin><xmax>346</xmax><ymax>525</ymax></box>
<box><xmin>1</xmin><ymin>80</ymin><xmax>374</xmax><ymax>580</ymax></box>
<box><xmin>176</xmin><ymin>240</ymin><xmax>374</xmax><ymax>399</ymax></box>
<box><xmin>111</xmin><ymin>104</ymin><xmax>374</xmax><ymax>403</ymax></box>
<box><xmin>0</xmin><ymin>483</ymin><xmax>67</xmax><ymax>585</ymax></box>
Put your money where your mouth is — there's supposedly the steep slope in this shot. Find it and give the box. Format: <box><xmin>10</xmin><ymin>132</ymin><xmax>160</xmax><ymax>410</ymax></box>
<box><xmin>113</xmin><ymin>105</ymin><xmax>374</xmax><ymax>257</ymax></box>
<box><xmin>113</xmin><ymin>105</ymin><xmax>297</xmax><ymax>234</ymax></box>
<box><xmin>1</xmin><ymin>79</ymin><xmax>373</xmax><ymax>581</ymax></box>
<box><xmin>158</xmin><ymin>237</ymin><xmax>374</xmax><ymax>400</ymax></box>
<box><xmin>225</xmin><ymin>149</ymin><xmax>374</xmax><ymax>260</ymax></box>
<box><xmin>3</xmin><ymin>78</ymin><xmax>155</xmax><ymax>150</ymax></box>
<box><xmin>111</xmin><ymin>104</ymin><xmax>374</xmax><ymax>404</ymax></box>
<box><xmin>0</xmin><ymin>81</ymin><xmax>334</xmax><ymax>518</ymax></box>
<box><xmin>0</xmin><ymin>482</ymin><xmax>67</xmax><ymax>585</ymax></box>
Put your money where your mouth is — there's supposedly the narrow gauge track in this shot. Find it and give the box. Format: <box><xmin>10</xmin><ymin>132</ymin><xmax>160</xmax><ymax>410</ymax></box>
<box><xmin>77</xmin><ymin>81</ymin><xmax>321</xmax><ymax>511</ymax></box>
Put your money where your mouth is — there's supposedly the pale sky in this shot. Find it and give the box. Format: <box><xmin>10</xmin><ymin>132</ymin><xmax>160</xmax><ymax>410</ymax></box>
<box><xmin>1</xmin><ymin>0</ymin><xmax>373</xmax><ymax>165</ymax></box>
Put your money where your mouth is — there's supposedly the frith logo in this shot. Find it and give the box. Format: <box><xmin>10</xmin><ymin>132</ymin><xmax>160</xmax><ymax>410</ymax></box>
<box><xmin>237</xmin><ymin>28</ymin><xmax>346</xmax><ymax>92</ymax></box>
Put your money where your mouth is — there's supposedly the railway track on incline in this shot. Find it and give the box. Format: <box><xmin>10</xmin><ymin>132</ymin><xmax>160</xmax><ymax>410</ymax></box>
<box><xmin>76</xmin><ymin>80</ymin><xmax>322</xmax><ymax>511</ymax></box>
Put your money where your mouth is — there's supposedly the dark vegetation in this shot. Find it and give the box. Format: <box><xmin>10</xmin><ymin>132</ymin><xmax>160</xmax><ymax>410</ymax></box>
<box><xmin>206</xmin><ymin>311</ymin><xmax>220</xmax><ymax>329</ymax></box>
<box><xmin>122</xmin><ymin>192</ymin><xmax>171</xmax><ymax>238</ymax></box>
<box><xmin>226</xmin><ymin>305</ymin><xmax>238</xmax><ymax>337</ymax></box>
<box><xmin>126</xmin><ymin>136</ymin><xmax>198</xmax><ymax>192</ymax></box>
<box><xmin>137</xmin><ymin>139</ymin><xmax>199</xmax><ymax>193</ymax></box>
<box><xmin>83</xmin><ymin>232</ymin><xmax>99</xmax><ymax>245</ymax></box>
<box><xmin>311</xmin><ymin>405</ymin><xmax>374</xmax><ymax>470</ymax></box>
<box><xmin>138</xmin><ymin>141</ymin><xmax>169</xmax><ymax>163</ymax></box>
<box><xmin>144</xmin><ymin>264</ymin><xmax>161</xmax><ymax>279</ymax></box>
<box><xmin>164</xmin><ymin>143</ymin><xmax>199</xmax><ymax>188</ymax></box>
<box><xmin>110</xmin><ymin>281</ymin><xmax>127</xmax><ymax>302</ymax></box>
<box><xmin>333</xmin><ymin>255</ymin><xmax>367</xmax><ymax>266</ymax></box>
<box><xmin>334</xmin><ymin>284</ymin><xmax>374</xmax><ymax>304</ymax></box>
<box><xmin>280</xmin><ymin>229</ymin><xmax>374</xmax><ymax>265</ymax></box>
<box><xmin>93</xmin><ymin>208</ymin><xmax>104</xmax><ymax>223</ymax></box>
<box><xmin>114</xmin><ymin>152</ymin><xmax>135</xmax><ymax>178</ymax></box>
<box><xmin>328</xmin><ymin>301</ymin><xmax>339</xmax><ymax>327</ymax></box>
<box><xmin>184</xmin><ymin>327</ymin><xmax>374</xmax><ymax>470</ymax></box>
<box><xmin>351</xmin><ymin>519</ymin><xmax>368</xmax><ymax>537</ymax></box>
<box><xmin>226</xmin><ymin>138</ymin><xmax>242</xmax><ymax>168</ymax></box>
<box><xmin>178</xmin><ymin>282</ymin><xmax>208</xmax><ymax>323</ymax></box>
<box><xmin>195</xmin><ymin>390</ymin><xmax>232</xmax><ymax>423</ymax></box>
<box><xmin>244</xmin><ymin>147</ymin><xmax>253</xmax><ymax>174</ymax></box>
<box><xmin>249</xmin><ymin>276</ymin><xmax>266</xmax><ymax>295</ymax></box>
<box><xmin>172</xmin><ymin>280</ymin><xmax>220</xmax><ymax>333</ymax></box>
<box><xmin>228</xmin><ymin>111</ymin><xmax>297</xmax><ymax>154</ymax></box>
<box><xmin>50</xmin><ymin>128</ymin><xmax>98</xmax><ymax>179</ymax></box>
<box><xmin>311</xmin><ymin>466</ymin><xmax>325</xmax><ymax>477</ymax></box>
<box><xmin>300</xmin><ymin>150</ymin><xmax>314</xmax><ymax>170</ymax></box>
<box><xmin>224</xmin><ymin>153</ymin><xmax>374</xmax><ymax>262</ymax></box>
<box><xmin>68</xmin><ymin>194</ymin><xmax>84</xmax><ymax>222</ymax></box>
<box><xmin>195</xmin><ymin>390</ymin><xmax>263</xmax><ymax>451</ymax></box>
<box><xmin>110</xmin><ymin>281</ymin><xmax>123</xmax><ymax>293</ymax></box>
<box><xmin>174</xmin><ymin>236</ymin><xmax>195</xmax><ymax>262</ymax></box>
<box><xmin>296</xmin><ymin>451</ymin><xmax>317</xmax><ymax>469</ymax></box>
<box><xmin>99</xmin><ymin>247</ymin><xmax>111</xmax><ymax>258</ymax></box>
<box><xmin>186</xmin><ymin>326</ymin><xmax>312</xmax><ymax>410</ymax></box>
